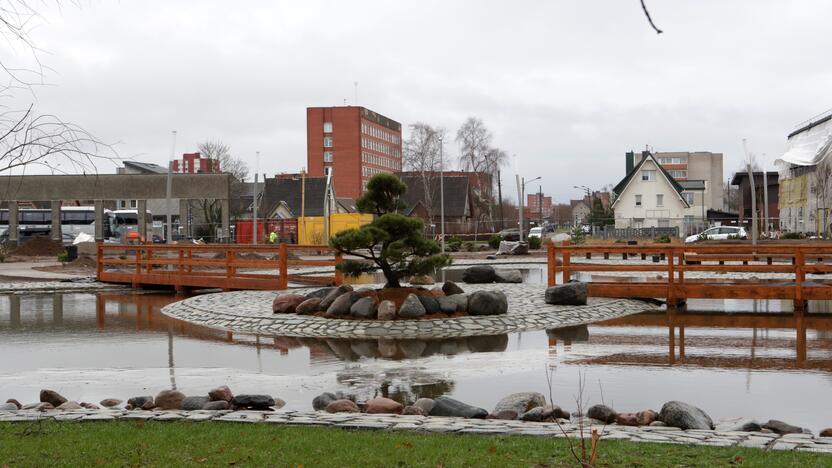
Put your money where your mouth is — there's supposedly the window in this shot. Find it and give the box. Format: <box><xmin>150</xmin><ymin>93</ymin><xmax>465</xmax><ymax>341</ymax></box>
<box><xmin>635</xmin><ymin>194</ymin><xmax>642</xmax><ymax>207</ymax></box>
<box><xmin>323</xmin><ymin>151</ymin><xmax>333</xmax><ymax>163</ymax></box>
<box><xmin>130</xmin><ymin>200</ymin><xmax>137</xmax><ymax>209</ymax></box>
<box><xmin>323</xmin><ymin>137</ymin><xmax>333</xmax><ymax>148</ymax></box>
<box><xmin>324</xmin><ymin>167</ymin><xmax>332</xmax><ymax>176</ymax></box>
<box><xmin>668</xmin><ymin>170</ymin><xmax>688</xmax><ymax>179</ymax></box>
<box><xmin>656</xmin><ymin>194</ymin><xmax>664</xmax><ymax>207</ymax></box>
<box><xmin>323</xmin><ymin>122</ymin><xmax>333</xmax><ymax>133</ymax></box>
<box><xmin>641</xmin><ymin>170</ymin><xmax>656</xmax><ymax>181</ymax></box>
<box><xmin>683</xmin><ymin>192</ymin><xmax>694</xmax><ymax>205</ymax></box>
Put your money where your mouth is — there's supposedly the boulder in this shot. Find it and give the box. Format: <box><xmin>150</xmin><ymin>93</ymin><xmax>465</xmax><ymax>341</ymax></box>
<box><xmin>274</xmin><ymin>398</ymin><xmax>286</xmax><ymax>409</ymax></box>
<box><xmin>398</xmin><ymin>294</ymin><xmax>427</xmax><ymax>318</ymax></box>
<box><xmin>442</xmin><ymin>281</ymin><xmax>465</xmax><ymax>296</ymax></box>
<box><xmin>33</xmin><ymin>402</ymin><xmax>55</xmax><ymax>412</ymax></box>
<box><xmin>155</xmin><ymin>390</ymin><xmax>185</xmax><ymax>410</ymax></box>
<box><xmin>127</xmin><ymin>396</ymin><xmax>154</xmax><ymax>409</ymax></box>
<box><xmin>586</xmin><ymin>404</ymin><xmax>617</xmax><ymax>424</ymax></box>
<box><xmin>350</xmin><ymin>296</ymin><xmax>378</xmax><ymax>319</ymax></box>
<box><xmin>313</xmin><ymin>392</ymin><xmax>338</xmax><ymax>411</ymax></box>
<box><xmin>659</xmin><ymin>401</ymin><xmax>713</xmax><ymax>430</ymax></box>
<box><xmin>365</xmin><ymin>397</ymin><xmax>403</xmax><ymax>414</ymax></box>
<box><xmin>141</xmin><ymin>400</ymin><xmax>156</xmax><ymax>411</ymax></box>
<box><xmin>493</xmin><ymin>392</ymin><xmax>546</xmax><ymax>415</ymax></box>
<box><xmin>231</xmin><ymin>394</ymin><xmax>275</xmax><ymax>410</ymax></box>
<box><xmin>202</xmin><ymin>400</ymin><xmax>230</xmax><ymax>411</ymax></box>
<box><xmin>80</xmin><ymin>402</ymin><xmax>100</xmax><ymax>410</ymax></box>
<box><xmin>498</xmin><ymin>241</ymin><xmax>529</xmax><ymax>255</ymax></box>
<box><xmin>39</xmin><ymin>389</ymin><xmax>67</xmax><ymax>407</ymax></box>
<box><xmin>6</xmin><ymin>399</ymin><xmax>21</xmax><ymax>409</ymax></box>
<box><xmin>636</xmin><ymin>409</ymin><xmax>659</xmax><ymax>426</ymax></box>
<box><xmin>57</xmin><ymin>401</ymin><xmax>83</xmax><ymax>411</ymax></box>
<box><xmin>402</xmin><ymin>405</ymin><xmax>425</xmax><ymax>416</ymax></box>
<box><xmin>409</xmin><ymin>275</ymin><xmax>435</xmax><ymax>285</ymax></box>
<box><xmin>820</xmin><ymin>428</ymin><xmax>832</xmax><ymax>437</ymax></box>
<box><xmin>413</xmin><ymin>398</ymin><xmax>435</xmax><ymax>414</ymax></box>
<box><xmin>296</xmin><ymin>298</ymin><xmax>322</xmax><ymax>315</ymax></box>
<box><xmin>649</xmin><ymin>421</ymin><xmax>667</xmax><ymax>427</ymax></box>
<box><xmin>429</xmin><ymin>286</ymin><xmax>445</xmax><ymax>297</ymax></box>
<box><xmin>762</xmin><ymin>420</ymin><xmax>804</xmax><ymax>435</ymax></box>
<box><xmin>272</xmin><ymin>294</ymin><xmax>306</xmax><ymax>314</ymax></box>
<box><xmin>494</xmin><ymin>269</ymin><xmax>522</xmax><ymax>283</ymax></box>
<box><xmin>209</xmin><ymin>385</ymin><xmax>234</xmax><ymax>402</ymax></box>
<box><xmin>447</xmin><ymin>294</ymin><xmax>468</xmax><ymax>313</ymax></box>
<box><xmin>520</xmin><ymin>405</ymin><xmax>570</xmax><ymax>422</ymax></box>
<box><xmin>462</xmin><ymin>265</ymin><xmax>496</xmax><ymax>284</ymax></box>
<box><xmin>544</xmin><ymin>282</ymin><xmax>588</xmax><ymax>306</ymax></box>
<box><xmin>429</xmin><ymin>396</ymin><xmax>488</xmax><ymax>419</ymax></box>
<box><xmin>326</xmin><ymin>399</ymin><xmax>360</xmax><ymax>413</ymax></box>
<box><xmin>616</xmin><ymin>413</ymin><xmax>639</xmax><ymax>426</ymax></box>
<box><xmin>417</xmin><ymin>295</ymin><xmax>440</xmax><ymax>314</ymax></box>
<box><xmin>99</xmin><ymin>398</ymin><xmax>122</xmax><ymax>408</ymax></box>
<box><xmin>437</xmin><ymin>296</ymin><xmax>459</xmax><ymax>313</ymax></box>
<box><xmin>715</xmin><ymin>417</ymin><xmax>762</xmax><ymax>433</ymax></box>
<box><xmin>305</xmin><ymin>287</ymin><xmax>335</xmax><ymax>300</ymax></box>
<box><xmin>319</xmin><ymin>284</ymin><xmax>353</xmax><ymax>310</ymax></box>
<box><xmin>181</xmin><ymin>396</ymin><xmax>210</xmax><ymax>411</ymax></box>
<box><xmin>467</xmin><ymin>291</ymin><xmax>508</xmax><ymax>316</ymax></box>
<box><xmin>326</xmin><ymin>292</ymin><xmax>360</xmax><ymax>317</ymax></box>
<box><xmin>377</xmin><ymin>300</ymin><xmax>397</xmax><ymax>321</ymax></box>
<box><xmin>0</xmin><ymin>403</ymin><xmax>18</xmax><ymax>411</ymax></box>
<box><xmin>488</xmin><ymin>410</ymin><xmax>519</xmax><ymax>420</ymax></box>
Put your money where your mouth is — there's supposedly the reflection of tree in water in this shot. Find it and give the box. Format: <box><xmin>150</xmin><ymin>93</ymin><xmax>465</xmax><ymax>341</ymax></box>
<box><xmin>335</xmin><ymin>366</ymin><xmax>456</xmax><ymax>406</ymax></box>
<box><xmin>305</xmin><ymin>334</ymin><xmax>508</xmax><ymax>362</ymax></box>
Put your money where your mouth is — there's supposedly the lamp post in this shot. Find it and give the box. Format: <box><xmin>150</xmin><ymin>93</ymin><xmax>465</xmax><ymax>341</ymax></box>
<box><xmin>439</xmin><ymin>135</ymin><xmax>445</xmax><ymax>282</ymax></box>
<box><xmin>574</xmin><ymin>185</ymin><xmax>592</xmax><ymax>226</ymax></box>
<box><xmin>518</xmin><ymin>176</ymin><xmax>542</xmax><ymax>242</ymax></box>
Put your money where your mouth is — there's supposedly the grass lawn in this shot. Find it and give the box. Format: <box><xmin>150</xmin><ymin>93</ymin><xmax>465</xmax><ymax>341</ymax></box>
<box><xmin>0</xmin><ymin>421</ymin><xmax>828</xmax><ymax>467</ymax></box>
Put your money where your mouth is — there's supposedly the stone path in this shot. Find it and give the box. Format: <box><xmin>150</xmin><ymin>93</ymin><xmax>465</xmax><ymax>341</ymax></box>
<box><xmin>0</xmin><ymin>280</ymin><xmax>127</xmax><ymax>294</ymax></box>
<box><xmin>161</xmin><ymin>284</ymin><xmax>659</xmax><ymax>339</ymax></box>
<box><xmin>1</xmin><ymin>409</ymin><xmax>830</xmax><ymax>453</ymax></box>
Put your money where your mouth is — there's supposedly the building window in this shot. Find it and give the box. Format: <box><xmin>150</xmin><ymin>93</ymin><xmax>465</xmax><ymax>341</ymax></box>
<box><xmin>683</xmin><ymin>192</ymin><xmax>694</xmax><ymax>205</ymax></box>
<box><xmin>130</xmin><ymin>200</ymin><xmax>137</xmax><ymax>209</ymax></box>
<box><xmin>323</xmin><ymin>137</ymin><xmax>333</xmax><ymax>148</ymax></box>
<box><xmin>323</xmin><ymin>151</ymin><xmax>333</xmax><ymax>163</ymax></box>
<box><xmin>641</xmin><ymin>170</ymin><xmax>656</xmax><ymax>181</ymax></box>
<box><xmin>635</xmin><ymin>194</ymin><xmax>642</xmax><ymax>207</ymax></box>
<box><xmin>668</xmin><ymin>170</ymin><xmax>688</xmax><ymax>179</ymax></box>
<box><xmin>323</xmin><ymin>122</ymin><xmax>333</xmax><ymax>133</ymax></box>
<box><xmin>656</xmin><ymin>194</ymin><xmax>664</xmax><ymax>207</ymax></box>
<box><xmin>324</xmin><ymin>167</ymin><xmax>332</xmax><ymax>176</ymax></box>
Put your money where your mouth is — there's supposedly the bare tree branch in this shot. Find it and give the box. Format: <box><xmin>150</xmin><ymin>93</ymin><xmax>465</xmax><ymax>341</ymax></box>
<box><xmin>403</xmin><ymin>123</ymin><xmax>445</xmax><ymax>220</ymax></box>
<box><xmin>640</xmin><ymin>0</ymin><xmax>663</xmax><ymax>34</ymax></box>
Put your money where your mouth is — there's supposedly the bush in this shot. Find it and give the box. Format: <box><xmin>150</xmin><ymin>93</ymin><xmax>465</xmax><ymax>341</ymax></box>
<box><xmin>447</xmin><ymin>236</ymin><xmax>462</xmax><ymax>252</ymax></box>
<box><xmin>781</xmin><ymin>232</ymin><xmax>803</xmax><ymax>240</ymax></box>
<box><xmin>57</xmin><ymin>249</ymin><xmax>70</xmax><ymax>263</ymax></box>
<box><xmin>463</xmin><ymin>241</ymin><xmax>476</xmax><ymax>252</ymax></box>
<box><xmin>528</xmin><ymin>236</ymin><xmax>542</xmax><ymax>250</ymax></box>
<box><xmin>653</xmin><ymin>235</ymin><xmax>671</xmax><ymax>243</ymax></box>
<box><xmin>570</xmin><ymin>225</ymin><xmax>586</xmax><ymax>244</ymax></box>
<box><xmin>488</xmin><ymin>234</ymin><xmax>502</xmax><ymax>249</ymax></box>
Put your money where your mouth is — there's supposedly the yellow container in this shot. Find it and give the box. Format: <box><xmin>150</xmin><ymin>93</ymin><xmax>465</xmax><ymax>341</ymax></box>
<box><xmin>297</xmin><ymin>213</ymin><xmax>374</xmax><ymax>245</ymax></box>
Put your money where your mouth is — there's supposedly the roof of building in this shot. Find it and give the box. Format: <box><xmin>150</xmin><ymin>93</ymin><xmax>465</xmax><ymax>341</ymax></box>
<box><xmin>260</xmin><ymin>177</ymin><xmax>330</xmax><ymax>217</ymax></box>
<box><xmin>398</xmin><ymin>174</ymin><xmax>470</xmax><ymax>218</ymax></box>
<box><xmin>729</xmin><ymin>171</ymin><xmax>779</xmax><ymax>186</ymax></box>
<box><xmin>612</xmin><ymin>152</ymin><xmax>689</xmax><ymax>208</ymax></box>
<box><xmin>678</xmin><ymin>180</ymin><xmax>707</xmax><ymax>190</ymax></box>
<box><xmin>570</xmin><ymin>199</ymin><xmax>589</xmax><ymax>209</ymax></box>
<box><xmin>122</xmin><ymin>161</ymin><xmax>168</xmax><ymax>174</ymax></box>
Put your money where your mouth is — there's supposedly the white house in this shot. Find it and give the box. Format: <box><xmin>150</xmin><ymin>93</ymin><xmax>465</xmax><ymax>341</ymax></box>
<box><xmin>612</xmin><ymin>153</ymin><xmax>711</xmax><ymax>236</ymax></box>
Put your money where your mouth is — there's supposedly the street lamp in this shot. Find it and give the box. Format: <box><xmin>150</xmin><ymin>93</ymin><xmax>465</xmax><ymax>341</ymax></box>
<box><xmin>518</xmin><ymin>176</ymin><xmax>542</xmax><ymax>242</ymax></box>
<box><xmin>438</xmin><ymin>135</ymin><xmax>445</xmax><ymax>282</ymax></box>
<box><xmin>573</xmin><ymin>185</ymin><xmax>592</xmax><ymax>226</ymax></box>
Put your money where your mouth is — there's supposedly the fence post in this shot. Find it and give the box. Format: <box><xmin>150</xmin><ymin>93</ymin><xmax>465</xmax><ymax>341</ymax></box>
<box><xmin>145</xmin><ymin>246</ymin><xmax>153</xmax><ymax>274</ymax></box>
<box><xmin>225</xmin><ymin>249</ymin><xmax>234</xmax><ymax>291</ymax></box>
<box><xmin>794</xmin><ymin>247</ymin><xmax>805</xmax><ymax>312</ymax></box>
<box><xmin>278</xmin><ymin>243</ymin><xmax>288</xmax><ymax>290</ymax></box>
<box><xmin>96</xmin><ymin>242</ymin><xmax>103</xmax><ymax>281</ymax></box>
<box><xmin>334</xmin><ymin>250</ymin><xmax>343</xmax><ymax>286</ymax></box>
<box><xmin>666</xmin><ymin>247</ymin><xmax>675</xmax><ymax>306</ymax></box>
<box><xmin>547</xmin><ymin>240</ymin><xmax>556</xmax><ymax>287</ymax></box>
<box><xmin>132</xmin><ymin>246</ymin><xmax>141</xmax><ymax>288</ymax></box>
<box><xmin>562</xmin><ymin>239</ymin><xmax>571</xmax><ymax>283</ymax></box>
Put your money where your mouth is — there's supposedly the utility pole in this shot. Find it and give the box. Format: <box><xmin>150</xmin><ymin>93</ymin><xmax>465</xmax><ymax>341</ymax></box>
<box><xmin>516</xmin><ymin>175</ymin><xmax>524</xmax><ymax>242</ymax></box>
<box><xmin>439</xmin><ymin>135</ymin><xmax>445</xmax><ymax>282</ymax></box>
<box><xmin>252</xmin><ymin>151</ymin><xmax>260</xmax><ymax>244</ymax></box>
<box><xmin>743</xmin><ymin>139</ymin><xmax>757</xmax><ymax>245</ymax></box>
<box><xmin>538</xmin><ymin>186</ymin><xmax>543</xmax><ymax>227</ymax></box>
<box><xmin>497</xmin><ymin>170</ymin><xmax>504</xmax><ymax>230</ymax></box>
<box><xmin>165</xmin><ymin>130</ymin><xmax>176</xmax><ymax>243</ymax></box>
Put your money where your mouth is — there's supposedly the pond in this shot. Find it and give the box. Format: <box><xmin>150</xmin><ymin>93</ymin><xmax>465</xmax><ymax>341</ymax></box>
<box><xmin>2</xmin><ymin>283</ymin><xmax>831</xmax><ymax>432</ymax></box>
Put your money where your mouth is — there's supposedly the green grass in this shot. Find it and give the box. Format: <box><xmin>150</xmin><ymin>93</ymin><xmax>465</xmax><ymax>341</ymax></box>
<box><xmin>0</xmin><ymin>421</ymin><xmax>828</xmax><ymax>467</ymax></box>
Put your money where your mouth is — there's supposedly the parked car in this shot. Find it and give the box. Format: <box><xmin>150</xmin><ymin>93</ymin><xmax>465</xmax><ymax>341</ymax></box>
<box><xmin>499</xmin><ymin>228</ymin><xmax>520</xmax><ymax>241</ymax></box>
<box><xmin>528</xmin><ymin>227</ymin><xmax>543</xmax><ymax>239</ymax></box>
<box><xmin>685</xmin><ymin>226</ymin><xmax>748</xmax><ymax>243</ymax></box>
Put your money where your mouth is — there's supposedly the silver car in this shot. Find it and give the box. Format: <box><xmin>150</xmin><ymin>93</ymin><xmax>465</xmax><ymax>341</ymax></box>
<box><xmin>685</xmin><ymin>226</ymin><xmax>748</xmax><ymax>243</ymax></box>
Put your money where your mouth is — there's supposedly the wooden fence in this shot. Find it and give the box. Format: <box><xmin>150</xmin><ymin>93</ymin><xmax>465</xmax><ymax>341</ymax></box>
<box><xmin>97</xmin><ymin>243</ymin><xmax>342</xmax><ymax>291</ymax></box>
<box><xmin>547</xmin><ymin>241</ymin><xmax>832</xmax><ymax>309</ymax></box>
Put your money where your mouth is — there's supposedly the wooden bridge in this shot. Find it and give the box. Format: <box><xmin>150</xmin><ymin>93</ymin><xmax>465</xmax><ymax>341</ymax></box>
<box><xmin>96</xmin><ymin>243</ymin><xmax>343</xmax><ymax>291</ymax></box>
<box><xmin>547</xmin><ymin>241</ymin><xmax>832</xmax><ymax>309</ymax></box>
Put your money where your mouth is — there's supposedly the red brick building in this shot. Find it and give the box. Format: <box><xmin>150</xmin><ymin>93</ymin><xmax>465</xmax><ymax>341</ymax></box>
<box><xmin>172</xmin><ymin>152</ymin><xmax>220</xmax><ymax>174</ymax></box>
<box><xmin>307</xmin><ymin>106</ymin><xmax>402</xmax><ymax>199</ymax></box>
<box><xmin>526</xmin><ymin>193</ymin><xmax>553</xmax><ymax>219</ymax></box>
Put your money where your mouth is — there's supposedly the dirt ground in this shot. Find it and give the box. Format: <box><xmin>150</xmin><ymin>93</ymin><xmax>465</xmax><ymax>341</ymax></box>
<box><xmin>31</xmin><ymin>255</ymin><xmax>97</xmax><ymax>276</ymax></box>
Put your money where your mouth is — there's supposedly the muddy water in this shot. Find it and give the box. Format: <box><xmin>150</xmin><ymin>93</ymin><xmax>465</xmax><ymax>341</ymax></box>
<box><xmin>1</xmin><ymin>288</ymin><xmax>831</xmax><ymax>432</ymax></box>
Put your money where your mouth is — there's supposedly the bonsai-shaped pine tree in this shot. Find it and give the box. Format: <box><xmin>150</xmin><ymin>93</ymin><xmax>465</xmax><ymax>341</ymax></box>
<box><xmin>330</xmin><ymin>173</ymin><xmax>451</xmax><ymax>288</ymax></box>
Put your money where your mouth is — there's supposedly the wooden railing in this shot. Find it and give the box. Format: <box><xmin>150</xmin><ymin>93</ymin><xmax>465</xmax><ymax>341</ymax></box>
<box><xmin>547</xmin><ymin>241</ymin><xmax>832</xmax><ymax>308</ymax></box>
<box><xmin>97</xmin><ymin>243</ymin><xmax>343</xmax><ymax>291</ymax></box>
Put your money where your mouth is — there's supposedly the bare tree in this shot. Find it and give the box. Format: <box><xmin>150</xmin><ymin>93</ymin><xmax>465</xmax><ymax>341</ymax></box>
<box><xmin>456</xmin><ymin>117</ymin><xmax>507</xmax><ymax>232</ymax></box>
<box><xmin>402</xmin><ymin>123</ymin><xmax>445</xmax><ymax>219</ymax></box>
<box><xmin>192</xmin><ymin>140</ymin><xmax>249</xmax><ymax>240</ymax></box>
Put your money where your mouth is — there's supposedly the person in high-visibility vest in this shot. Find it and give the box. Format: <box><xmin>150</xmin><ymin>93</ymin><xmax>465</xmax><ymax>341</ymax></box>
<box><xmin>268</xmin><ymin>230</ymin><xmax>278</xmax><ymax>244</ymax></box>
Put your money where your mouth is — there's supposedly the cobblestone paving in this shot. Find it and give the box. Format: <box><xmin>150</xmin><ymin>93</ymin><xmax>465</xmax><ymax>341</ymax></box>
<box><xmin>161</xmin><ymin>284</ymin><xmax>659</xmax><ymax>339</ymax></box>
<box><xmin>1</xmin><ymin>409</ymin><xmax>829</xmax><ymax>453</ymax></box>
<box><xmin>0</xmin><ymin>281</ymin><xmax>127</xmax><ymax>294</ymax></box>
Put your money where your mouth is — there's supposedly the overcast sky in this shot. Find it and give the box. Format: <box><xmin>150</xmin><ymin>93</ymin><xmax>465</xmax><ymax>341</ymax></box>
<box><xmin>6</xmin><ymin>1</ymin><xmax>832</xmax><ymax>202</ymax></box>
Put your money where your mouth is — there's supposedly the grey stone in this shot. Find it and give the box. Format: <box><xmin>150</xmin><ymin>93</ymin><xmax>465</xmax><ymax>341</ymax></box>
<box><xmin>313</xmin><ymin>392</ymin><xmax>337</xmax><ymax>411</ymax></box>
<box><xmin>306</xmin><ymin>287</ymin><xmax>336</xmax><ymax>300</ymax></box>
<box><xmin>326</xmin><ymin>291</ymin><xmax>359</xmax><ymax>317</ymax></box>
<box><xmin>441</xmin><ymin>281</ymin><xmax>465</xmax><ymax>296</ymax></box>
<box><xmin>659</xmin><ymin>401</ymin><xmax>713</xmax><ymax>430</ymax></box>
<box><xmin>295</xmin><ymin>298</ymin><xmax>322</xmax><ymax>315</ymax></box>
<box><xmin>417</xmin><ymin>295</ymin><xmax>440</xmax><ymax>314</ymax></box>
<box><xmin>467</xmin><ymin>291</ymin><xmax>508</xmax><ymax>316</ymax></box>
<box><xmin>0</xmin><ymin>403</ymin><xmax>18</xmax><ymax>411</ymax></box>
<box><xmin>350</xmin><ymin>296</ymin><xmax>378</xmax><ymax>319</ymax></box>
<box><xmin>437</xmin><ymin>296</ymin><xmax>458</xmax><ymax>313</ymax></box>
<box><xmin>127</xmin><ymin>396</ymin><xmax>154</xmax><ymax>409</ymax></box>
<box><xmin>429</xmin><ymin>396</ymin><xmax>488</xmax><ymax>419</ymax></box>
<box><xmin>544</xmin><ymin>282</ymin><xmax>588</xmax><ymax>305</ymax></box>
<box><xmin>202</xmin><ymin>400</ymin><xmax>230</xmax><ymax>411</ymax></box>
<box><xmin>715</xmin><ymin>417</ymin><xmax>762</xmax><ymax>433</ymax></box>
<box><xmin>763</xmin><ymin>420</ymin><xmax>804</xmax><ymax>435</ymax></box>
<box><xmin>497</xmin><ymin>241</ymin><xmax>528</xmax><ymax>255</ymax></box>
<box><xmin>413</xmin><ymin>398</ymin><xmax>435</xmax><ymax>414</ymax></box>
<box><xmin>462</xmin><ymin>265</ymin><xmax>496</xmax><ymax>284</ymax></box>
<box><xmin>181</xmin><ymin>396</ymin><xmax>210</xmax><ymax>411</ymax></box>
<box><xmin>154</xmin><ymin>390</ymin><xmax>185</xmax><ymax>410</ymax></box>
<box><xmin>493</xmin><ymin>392</ymin><xmax>546</xmax><ymax>415</ymax></box>
<box><xmin>520</xmin><ymin>405</ymin><xmax>570</xmax><ymax>422</ymax></box>
<box><xmin>587</xmin><ymin>404</ymin><xmax>617</xmax><ymax>424</ymax></box>
<box><xmin>448</xmin><ymin>294</ymin><xmax>468</xmax><ymax>312</ymax></box>
<box><xmin>232</xmin><ymin>394</ymin><xmax>275</xmax><ymax>410</ymax></box>
<box><xmin>494</xmin><ymin>269</ymin><xmax>522</xmax><ymax>283</ymax></box>
<box><xmin>99</xmin><ymin>398</ymin><xmax>123</xmax><ymax>408</ymax></box>
<box><xmin>56</xmin><ymin>401</ymin><xmax>83</xmax><ymax>411</ymax></box>
<box><xmin>377</xmin><ymin>300</ymin><xmax>396</xmax><ymax>321</ymax></box>
<box><xmin>398</xmin><ymin>294</ymin><xmax>426</xmax><ymax>318</ymax></box>
<box><xmin>319</xmin><ymin>284</ymin><xmax>353</xmax><ymax>310</ymax></box>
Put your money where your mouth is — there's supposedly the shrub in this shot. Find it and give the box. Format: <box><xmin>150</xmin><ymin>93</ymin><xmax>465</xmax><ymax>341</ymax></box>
<box><xmin>653</xmin><ymin>235</ymin><xmax>671</xmax><ymax>243</ymax></box>
<box><xmin>447</xmin><ymin>236</ymin><xmax>462</xmax><ymax>252</ymax></box>
<box><xmin>528</xmin><ymin>236</ymin><xmax>542</xmax><ymax>250</ymax></box>
<box><xmin>57</xmin><ymin>249</ymin><xmax>70</xmax><ymax>263</ymax></box>
<box><xmin>781</xmin><ymin>232</ymin><xmax>803</xmax><ymax>240</ymax></box>
<box><xmin>570</xmin><ymin>225</ymin><xmax>586</xmax><ymax>244</ymax></box>
<box><xmin>488</xmin><ymin>234</ymin><xmax>502</xmax><ymax>249</ymax></box>
<box><xmin>463</xmin><ymin>241</ymin><xmax>476</xmax><ymax>252</ymax></box>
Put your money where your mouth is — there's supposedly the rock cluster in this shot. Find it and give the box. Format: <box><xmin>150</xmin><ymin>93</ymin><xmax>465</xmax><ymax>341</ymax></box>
<box><xmin>461</xmin><ymin>265</ymin><xmax>522</xmax><ymax>284</ymax></box>
<box><xmin>271</xmin><ymin>281</ymin><xmax>508</xmax><ymax>319</ymax></box>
